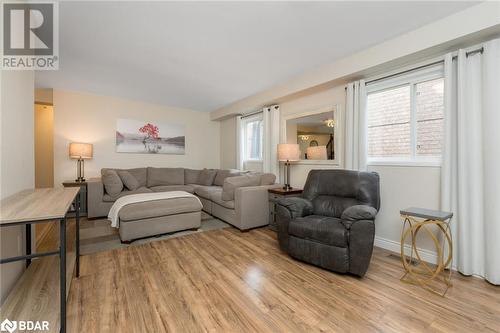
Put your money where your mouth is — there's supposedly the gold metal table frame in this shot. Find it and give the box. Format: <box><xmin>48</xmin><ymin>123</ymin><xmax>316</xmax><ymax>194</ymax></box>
<box><xmin>400</xmin><ymin>213</ymin><xmax>453</xmax><ymax>297</ymax></box>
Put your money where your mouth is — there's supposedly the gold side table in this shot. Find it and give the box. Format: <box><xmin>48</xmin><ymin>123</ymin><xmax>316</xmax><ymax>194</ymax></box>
<box><xmin>400</xmin><ymin>207</ymin><xmax>454</xmax><ymax>296</ymax></box>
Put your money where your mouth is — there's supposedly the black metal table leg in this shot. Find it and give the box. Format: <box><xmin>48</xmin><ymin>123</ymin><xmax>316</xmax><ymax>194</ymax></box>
<box><xmin>26</xmin><ymin>224</ymin><xmax>32</xmax><ymax>267</ymax></box>
<box><xmin>60</xmin><ymin>218</ymin><xmax>66</xmax><ymax>333</ymax></box>
<box><xmin>75</xmin><ymin>195</ymin><xmax>80</xmax><ymax>278</ymax></box>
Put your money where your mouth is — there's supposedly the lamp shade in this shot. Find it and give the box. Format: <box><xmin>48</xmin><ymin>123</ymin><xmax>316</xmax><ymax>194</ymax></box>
<box><xmin>307</xmin><ymin>146</ymin><xmax>327</xmax><ymax>160</ymax></box>
<box><xmin>69</xmin><ymin>142</ymin><xmax>93</xmax><ymax>159</ymax></box>
<box><xmin>277</xmin><ymin>143</ymin><xmax>300</xmax><ymax>161</ymax></box>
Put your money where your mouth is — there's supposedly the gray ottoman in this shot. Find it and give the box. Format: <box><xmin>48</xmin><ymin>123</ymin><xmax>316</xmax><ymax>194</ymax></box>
<box><xmin>118</xmin><ymin>195</ymin><xmax>202</xmax><ymax>242</ymax></box>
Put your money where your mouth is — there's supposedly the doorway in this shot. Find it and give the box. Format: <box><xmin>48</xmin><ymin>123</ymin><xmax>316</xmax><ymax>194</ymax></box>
<box><xmin>34</xmin><ymin>103</ymin><xmax>54</xmax><ymax>249</ymax></box>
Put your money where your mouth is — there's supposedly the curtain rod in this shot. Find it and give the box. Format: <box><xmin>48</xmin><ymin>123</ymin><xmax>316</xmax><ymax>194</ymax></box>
<box><xmin>240</xmin><ymin>110</ymin><xmax>263</xmax><ymax>119</ymax></box>
<box><xmin>350</xmin><ymin>46</ymin><xmax>485</xmax><ymax>88</ymax></box>
<box><xmin>365</xmin><ymin>60</ymin><xmax>443</xmax><ymax>85</ymax></box>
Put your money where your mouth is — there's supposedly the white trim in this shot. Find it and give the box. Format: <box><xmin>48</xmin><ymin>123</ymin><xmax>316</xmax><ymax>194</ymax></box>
<box><xmin>366</xmin><ymin>70</ymin><xmax>445</xmax><ymax>166</ymax></box>
<box><xmin>374</xmin><ymin>236</ymin><xmax>438</xmax><ymax>265</ymax></box>
<box><xmin>367</xmin><ymin>159</ymin><xmax>441</xmax><ymax>167</ymax></box>
<box><xmin>241</xmin><ymin>113</ymin><xmax>264</xmax><ymax>163</ymax></box>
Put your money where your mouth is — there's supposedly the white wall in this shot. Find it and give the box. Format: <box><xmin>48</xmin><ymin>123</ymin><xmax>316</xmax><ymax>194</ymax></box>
<box><xmin>368</xmin><ymin>165</ymin><xmax>441</xmax><ymax>254</ymax></box>
<box><xmin>52</xmin><ymin>90</ymin><xmax>220</xmax><ymax>186</ymax></box>
<box><xmin>0</xmin><ymin>70</ymin><xmax>35</xmax><ymax>304</ymax></box>
<box><xmin>220</xmin><ymin>116</ymin><xmax>237</xmax><ymax>169</ymax></box>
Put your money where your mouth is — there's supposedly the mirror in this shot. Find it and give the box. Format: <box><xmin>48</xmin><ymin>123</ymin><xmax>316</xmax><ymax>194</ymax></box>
<box><xmin>283</xmin><ymin>106</ymin><xmax>341</xmax><ymax>164</ymax></box>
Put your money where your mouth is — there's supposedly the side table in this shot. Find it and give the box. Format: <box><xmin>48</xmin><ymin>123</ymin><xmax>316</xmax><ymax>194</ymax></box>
<box><xmin>63</xmin><ymin>180</ymin><xmax>88</xmax><ymax>216</ymax></box>
<box><xmin>400</xmin><ymin>207</ymin><xmax>453</xmax><ymax>296</ymax></box>
<box><xmin>268</xmin><ymin>188</ymin><xmax>303</xmax><ymax>231</ymax></box>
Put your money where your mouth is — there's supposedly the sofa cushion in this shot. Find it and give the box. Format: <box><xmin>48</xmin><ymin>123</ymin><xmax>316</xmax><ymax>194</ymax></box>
<box><xmin>211</xmin><ymin>191</ymin><xmax>235</xmax><ymax>209</ymax></box>
<box><xmin>197</xmin><ymin>169</ymin><xmax>217</xmax><ymax>186</ymax></box>
<box><xmin>260</xmin><ymin>173</ymin><xmax>276</xmax><ymax>185</ymax></box>
<box><xmin>103</xmin><ymin>186</ymin><xmax>153</xmax><ymax>202</ymax></box>
<box><xmin>221</xmin><ymin>174</ymin><xmax>261</xmax><ymax>201</ymax></box>
<box><xmin>289</xmin><ymin>215</ymin><xmax>348</xmax><ymax>248</ymax></box>
<box><xmin>147</xmin><ymin>167</ymin><xmax>184</xmax><ymax>187</ymax></box>
<box><xmin>150</xmin><ymin>185</ymin><xmax>195</xmax><ymax>194</ymax></box>
<box><xmin>213</xmin><ymin>169</ymin><xmax>240</xmax><ymax>186</ymax></box>
<box><xmin>194</xmin><ymin>185</ymin><xmax>221</xmax><ymax>199</ymax></box>
<box><xmin>245</xmin><ymin>172</ymin><xmax>276</xmax><ymax>185</ymax></box>
<box><xmin>117</xmin><ymin>170</ymin><xmax>140</xmax><ymax>191</ymax></box>
<box><xmin>101</xmin><ymin>169</ymin><xmax>123</xmax><ymax>196</ymax></box>
<box><xmin>184</xmin><ymin>169</ymin><xmax>201</xmax><ymax>184</ymax></box>
<box><xmin>119</xmin><ymin>196</ymin><xmax>202</xmax><ymax>222</ymax></box>
<box><xmin>123</xmin><ymin>168</ymin><xmax>147</xmax><ymax>187</ymax></box>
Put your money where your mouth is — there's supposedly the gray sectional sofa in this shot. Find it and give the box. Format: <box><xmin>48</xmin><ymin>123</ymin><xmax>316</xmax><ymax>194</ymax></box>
<box><xmin>88</xmin><ymin>167</ymin><xmax>279</xmax><ymax>231</ymax></box>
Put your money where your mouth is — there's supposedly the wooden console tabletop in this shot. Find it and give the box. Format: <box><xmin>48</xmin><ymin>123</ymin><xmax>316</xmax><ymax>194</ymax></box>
<box><xmin>0</xmin><ymin>188</ymin><xmax>79</xmax><ymax>225</ymax></box>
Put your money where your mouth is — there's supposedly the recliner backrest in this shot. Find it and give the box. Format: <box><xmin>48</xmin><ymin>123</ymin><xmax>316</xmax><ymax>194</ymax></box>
<box><xmin>302</xmin><ymin>169</ymin><xmax>380</xmax><ymax>218</ymax></box>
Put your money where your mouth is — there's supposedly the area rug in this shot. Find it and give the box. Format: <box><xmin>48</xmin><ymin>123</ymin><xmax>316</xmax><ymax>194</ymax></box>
<box><xmin>80</xmin><ymin>212</ymin><xmax>230</xmax><ymax>255</ymax></box>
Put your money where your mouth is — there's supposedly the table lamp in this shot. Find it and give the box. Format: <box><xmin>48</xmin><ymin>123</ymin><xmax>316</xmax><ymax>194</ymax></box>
<box><xmin>69</xmin><ymin>142</ymin><xmax>93</xmax><ymax>182</ymax></box>
<box><xmin>307</xmin><ymin>146</ymin><xmax>328</xmax><ymax>160</ymax></box>
<box><xmin>277</xmin><ymin>143</ymin><xmax>300</xmax><ymax>190</ymax></box>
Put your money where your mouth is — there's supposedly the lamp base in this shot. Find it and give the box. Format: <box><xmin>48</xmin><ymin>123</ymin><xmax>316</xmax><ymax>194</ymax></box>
<box><xmin>75</xmin><ymin>177</ymin><xmax>86</xmax><ymax>182</ymax></box>
<box><xmin>283</xmin><ymin>184</ymin><xmax>293</xmax><ymax>191</ymax></box>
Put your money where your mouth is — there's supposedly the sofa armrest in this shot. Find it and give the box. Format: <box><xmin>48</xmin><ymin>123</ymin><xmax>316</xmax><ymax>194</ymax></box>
<box><xmin>234</xmin><ymin>184</ymin><xmax>280</xmax><ymax>230</ymax></box>
<box><xmin>87</xmin><ymin>177</ymin><xmax>105</xmax><ymax>218</ymax></box>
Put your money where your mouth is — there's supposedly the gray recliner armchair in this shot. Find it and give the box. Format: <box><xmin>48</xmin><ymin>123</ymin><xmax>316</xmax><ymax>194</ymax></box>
<box><xmin>275</xmin><ymin>169</ymin><xmax>380</xmax><ymax>277</ymax></box>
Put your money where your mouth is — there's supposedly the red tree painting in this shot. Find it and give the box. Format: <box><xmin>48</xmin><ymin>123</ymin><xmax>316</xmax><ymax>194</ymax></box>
<box><xmin>139</xmin><ymin>123</ymin><xmax>159</xmax><ymax>140</ymax></box>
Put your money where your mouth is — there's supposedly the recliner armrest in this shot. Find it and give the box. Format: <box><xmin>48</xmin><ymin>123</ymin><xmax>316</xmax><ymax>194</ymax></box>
<box><xmin>275</xmin><ymin>197</ymin><xmax>313</xmax><ymax>219</ymax></box>
<box><xmin>341</xmin><ymin>205</ymin><xmax>377</xmax><ymax>229</ymax></box>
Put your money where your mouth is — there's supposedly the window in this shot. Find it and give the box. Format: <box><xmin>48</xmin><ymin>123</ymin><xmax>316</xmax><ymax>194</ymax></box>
<box><xmin>242</xmin><ymin>115</ymin><xmax>263</xmax><ymax>161</ymax></box>
<box><xmin>366</xmin><ymin>65</ymin><xmax>444</xmax><ymax>164</ymax></box>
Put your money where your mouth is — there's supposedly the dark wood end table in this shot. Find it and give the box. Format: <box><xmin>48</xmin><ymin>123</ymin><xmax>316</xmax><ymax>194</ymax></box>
<box><xmin>268</xmin><ymin>187</ymin><xmax>303</xmax><ymax>231</ymax></box>
<box><xmin>63</xmin><ymin>180</ymin><xmax>88</xmax><ymax>216</ymax></box>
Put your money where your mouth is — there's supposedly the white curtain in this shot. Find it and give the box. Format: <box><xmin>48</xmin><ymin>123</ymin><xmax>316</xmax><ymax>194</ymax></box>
<box><xmin>345</xmin><ymin>80</ymin><xmax>367</xmax><ymax>170</ymax></box>
<box><xmin>236</xmin><ymin>115</ymin><xmax>243</xmax><ymax>170</ymax></box>
<box><xmin>262</xmin><ymin>105</ymin><xmax>280</xmax><ymax>177</ymax></box>
<box><xmin>441</xmin><ymin>38</ymin><xmax>500</xmax><ymax>284</ymax></box>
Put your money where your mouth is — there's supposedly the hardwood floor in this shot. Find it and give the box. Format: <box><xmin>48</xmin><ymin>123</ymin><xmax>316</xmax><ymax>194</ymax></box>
<box><xmin>67</xmin><ymin>227</ymin><xmax>500</xmax><ymax>333</ymax></box>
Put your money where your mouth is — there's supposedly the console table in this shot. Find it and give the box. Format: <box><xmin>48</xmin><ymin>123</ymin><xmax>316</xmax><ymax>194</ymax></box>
<box><xmin>400</xmin><ymin>207</ymin><xmax>453</xmax><ymax>296</ymax></box>
<box><xmin>0</xmin><ymin>187</ymin><xmax>80</xmax><ymax>333</ymax></box>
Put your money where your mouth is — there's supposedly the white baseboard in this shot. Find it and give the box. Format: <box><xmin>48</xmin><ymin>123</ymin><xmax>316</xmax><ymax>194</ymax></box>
<box><xmin>374</xmin><ymin>236</ymin><xmax>438</xmax><ymax>265</ymax></box>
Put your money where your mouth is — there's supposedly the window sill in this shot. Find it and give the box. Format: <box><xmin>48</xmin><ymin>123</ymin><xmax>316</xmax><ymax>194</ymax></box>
<box><xmin>367</xmin><ymin>159</ymin><xmax>442</xmax><ymax>167</ymax></box>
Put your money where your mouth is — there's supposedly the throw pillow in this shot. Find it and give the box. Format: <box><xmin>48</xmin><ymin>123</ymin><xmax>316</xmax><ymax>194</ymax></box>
<box><xmin>213</xmin><ymin>169</ymin><xmax>240</xmax><ymax>186</ymax></box>
<box><xmin>221</xmin><ymin>174</ymin><xmax>261</xmax><ymax>201</ymax></box>
<box><xmin>117</xmin><ymin>170</ymin><xmax>140</xmax><ymax>191</ymax></box>
<box><xmin>260</xmin><ymin>173</ymin><xmax>276</xmax><ymax>185</ymax></box>
<box><xmin>197</xmin><ymin>169</ymin><xmax>218</xmax><ymax>186</ymax></box>
<box><xmin>101</xmin><ymin>169</ymin><xmax>123</xmax><ymax>196</ymax></box>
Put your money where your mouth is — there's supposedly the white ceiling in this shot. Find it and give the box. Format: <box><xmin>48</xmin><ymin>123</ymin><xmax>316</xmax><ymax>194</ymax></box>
<box><xmin>35</xmin><ymin>1</ymin><xmax>478</xmax><ymax>112</ymax></box>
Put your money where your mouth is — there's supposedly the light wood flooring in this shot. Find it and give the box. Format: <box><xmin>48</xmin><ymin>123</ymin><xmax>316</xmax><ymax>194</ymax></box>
<box><xmin>67</xmin><ymin>227</ymin><xmax>500</xmax><ymax>333</ymax></box>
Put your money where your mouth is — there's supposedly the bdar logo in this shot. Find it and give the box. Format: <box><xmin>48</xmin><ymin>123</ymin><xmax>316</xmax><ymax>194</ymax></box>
<box><xmin>0</xmin><ymin>319</ymin><xmax>17</xmax><ymax>333</ymax></box>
